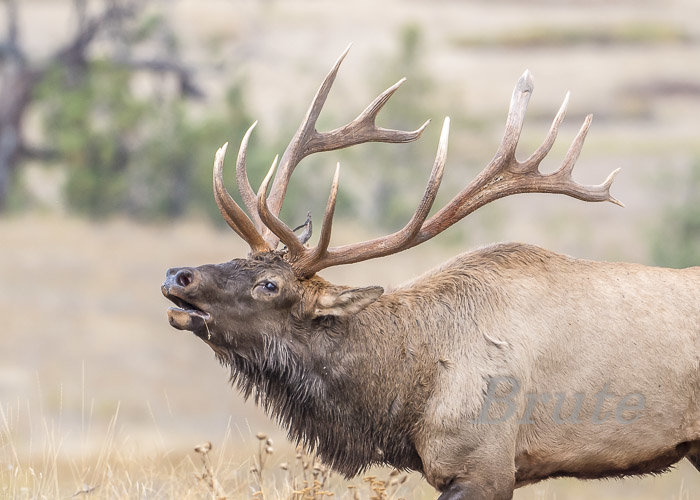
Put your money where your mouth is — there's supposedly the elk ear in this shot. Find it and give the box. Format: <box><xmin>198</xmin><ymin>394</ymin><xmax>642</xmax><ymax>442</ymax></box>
<box><xmin>313</xmin><ymin>286</ymin><xmax>384</xmax><ymax>318</ymax></box>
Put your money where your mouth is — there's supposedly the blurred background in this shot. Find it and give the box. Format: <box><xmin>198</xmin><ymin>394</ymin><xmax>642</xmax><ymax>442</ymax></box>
<box><xmin>1</xmin><ymin>0</ymin><xmax>699</xmax><ymax>497</ymax></box>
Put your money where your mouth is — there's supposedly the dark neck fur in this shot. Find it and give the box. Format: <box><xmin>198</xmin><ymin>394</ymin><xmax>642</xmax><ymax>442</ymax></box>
<box><xmin>218</xmin><ymin>318</ymin><xmax>424</xmax><ymax>478</ymax></box>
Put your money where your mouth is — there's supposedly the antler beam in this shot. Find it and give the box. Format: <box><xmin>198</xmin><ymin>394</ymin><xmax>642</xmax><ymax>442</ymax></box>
<box><xmin>285</xmin><ymin>71</ymin><xmax>621</xmax><ymax>277</ymax></box>
<box><xmin>212</xmin><ymin>143</ymin><xmax>270</xmax><ymax>252</ymax></box>
<box><xmin>415</xmin><ymin>70</ymin><xmax>622</xmax><ymax>244</ymax></box>
<box><xmin>257</xmin><ymin>45</ymin><xmax>430</xmax><ymax>248</ymax></box>
<box><xmin>213</xmin><ymin>49</ymin><xmax>622</xmax><ymax>278</ymax></box>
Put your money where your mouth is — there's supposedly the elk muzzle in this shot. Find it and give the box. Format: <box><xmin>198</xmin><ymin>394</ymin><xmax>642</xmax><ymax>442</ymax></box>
<box><xmin>161</xmin><ymin>267</ymin><xmax>212</xmax><ymax>331</ymax></box>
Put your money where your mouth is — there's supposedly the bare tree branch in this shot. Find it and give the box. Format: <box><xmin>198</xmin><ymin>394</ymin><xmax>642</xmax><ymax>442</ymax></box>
<box><xmin>17</xmin><ymin>143</ymin><xmax>59</xmax><ymax>162</ymax></box>
<box><xmin>73</xmin><ymin>0</ymin><xmax>88</xmax><ymax>33</ymax></box>
<box><xmin>0</xmin><ymin>0</ymin><xmax>205</xmax><ymax>209</ymax></box>
<box><xmin>53</xmin><ymin>2</ymin><xmax>132</xmax><ymax>67</ymax></box>
<box><xmin>5</xmin><ymin>0</ymin><xmax>19</xmax><ymax>48</ymax></box>
<box><xmin>114</xmin><ymin>57</ymin><xmax>204</xmax><ymax>98</ymax></box>
<box><xmin>50</xmin><ymin>1</ymin><xmax>201</xmax><ymax>97</ymax></box>
<box><xmin>1</xmin><ymin>0</ymin><xmax>25</xmax><ymax>64</ymax></box>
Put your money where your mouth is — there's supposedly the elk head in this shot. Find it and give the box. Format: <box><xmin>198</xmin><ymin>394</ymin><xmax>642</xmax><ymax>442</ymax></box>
<box><xmin>162</xmin><ymin>45</ymin><xmax>620</xmax><ymax>365</ymax></box>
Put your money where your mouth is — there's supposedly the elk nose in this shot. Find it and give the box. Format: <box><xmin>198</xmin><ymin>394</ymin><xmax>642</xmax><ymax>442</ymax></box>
<box><xmin>164</xmin><ymin>267</ymin><xmax>197</xmax><ymax>289</ymax></box>
<box><xmin>174</xmin><ymin>268</ymin><xmax>195</xmax><ymax>288</ymax></box>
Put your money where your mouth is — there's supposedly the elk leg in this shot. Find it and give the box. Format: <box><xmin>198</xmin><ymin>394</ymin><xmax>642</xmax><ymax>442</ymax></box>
<box><xmin>424</xmin><ymin>453</ymin><xmax>516</xmax><ymax>500</ymax></box>
<box><xmin>437</xmin><ymin>479</ymin><xmax>513</xmax><ymax>500</ymax></box>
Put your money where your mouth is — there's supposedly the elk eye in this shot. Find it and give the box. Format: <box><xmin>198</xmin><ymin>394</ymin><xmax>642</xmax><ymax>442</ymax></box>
<box><xmin>259</xmin><ymin>281</ymin><xmax>278</xmax><ymax>293</ymax></box>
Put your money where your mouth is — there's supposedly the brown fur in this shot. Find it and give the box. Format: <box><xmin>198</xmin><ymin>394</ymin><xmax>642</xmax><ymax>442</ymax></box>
<box><xmin>162</xmin><ymin>243</ymin><xmax>700</xmax><ymax>499</ymax></box>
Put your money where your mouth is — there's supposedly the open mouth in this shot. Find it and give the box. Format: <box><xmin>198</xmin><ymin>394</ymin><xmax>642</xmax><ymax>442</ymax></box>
<box><xmin>167</xmin><ymin>295</ymin><xmax>211</xmax><ymax>320</ymax></box>
<box><xmin>162</xmin><ymin>288</ymin><xmax>212</xmax><ymax>331</ymax></box>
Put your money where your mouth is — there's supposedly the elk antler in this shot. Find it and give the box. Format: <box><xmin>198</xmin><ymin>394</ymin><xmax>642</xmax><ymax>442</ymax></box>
<box><xmin>240</xmin><ymin>45</ymin><xmax>430</xmax><ymax>249</ymax></box>
<box><xmin>285</xmin><ymin>70</ymin><xmax>621</xmax><ymax>276</ymax></box>
<box><xmin>262</xmin><ymin>70</ymin><xmax>620</xmax><ymax>277</ymax></box>
<box><xmin>416</xmin><ymin>71</ymin><xmax>623</xmax><ymax>242</ymax></box>
<box><xmin>213</xmin><ymin>142</ymin><xmax>270</xmax><ymax>252</ymax></box>
<box><xmin>215</xmin><ymin>48</ymin><xmax>621</xmax><ymax>277</ymax></box>
<box><xmin>256</xmin><ymin>118</ymin><xmax>450</xmax><ymax>277</ymax></box>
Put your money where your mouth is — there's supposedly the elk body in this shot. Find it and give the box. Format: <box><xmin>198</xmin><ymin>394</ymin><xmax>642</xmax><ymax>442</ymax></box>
<box><xmin>162</xmin><ymin>48</ymin><xmax>700</xmax><ymax>499</ymax></box>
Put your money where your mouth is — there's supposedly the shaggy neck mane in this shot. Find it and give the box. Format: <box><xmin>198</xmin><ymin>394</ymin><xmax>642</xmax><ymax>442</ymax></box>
<box><xmin>217</xmin><ymin>330</ymin><xmax>422</xmax><ymax>477</ymax></box>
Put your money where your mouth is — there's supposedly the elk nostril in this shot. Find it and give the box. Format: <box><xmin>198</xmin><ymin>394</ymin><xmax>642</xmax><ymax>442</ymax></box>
<box><xmin>176</xmin><ymin>269</ymin><xmax>194</xmax><ymax>288</ymax></box>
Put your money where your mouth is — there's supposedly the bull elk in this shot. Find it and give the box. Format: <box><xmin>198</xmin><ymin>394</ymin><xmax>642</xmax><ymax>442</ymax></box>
<box><xmin>161</xmin><ymin>47</ymin><xmax>700</xmax><ymax>499</ymax></box>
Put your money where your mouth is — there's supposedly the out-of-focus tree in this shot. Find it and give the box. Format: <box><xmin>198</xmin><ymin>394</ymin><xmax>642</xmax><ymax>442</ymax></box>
<box><xmin>650</xmin><ymin>161</ymin><xmax>700</xmax><ymax>268</ymax></box>
<box><xmin>127</xmin><ymin>79</ymin><xmax>260</xmax><ymax>221</ymax></box>
<box><xmin>36</xmin><ymin>57</ymin><xmax>257</xmax><ymax>220</ymax></box>
<box><xmin>349</xmin><ymin>23</ymin><xmax>436</xmax><ymax>230</ymax></box>
<box><xmin>0</xmin><ymin>0</ymin><xmax>204</xmax><ymax>212</ymax></box>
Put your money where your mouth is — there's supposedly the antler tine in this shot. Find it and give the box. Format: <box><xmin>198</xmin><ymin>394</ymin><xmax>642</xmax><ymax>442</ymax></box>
<box><xmin>304</xmin><ymin>163</ymin><xmax>340</xmax><ymax>268</ymax></box>
<box><xmin>308</xmin><ymin>78</ymin><xmax>431</xmax><ymax>153</ymax></box>
<box><xmin>219</xmin><ymin>61</ymin><xmax>622</xmax><ymax>276</ymax></box>
<box><xmin>235</xmin><ymin>121</ymin><xmax>264</xmax><ymax>231</ymax></box>
<box><xmin>256</xmin><ymin>158</ymin><xmax>342</xmax><ymax>274</ymax></box>
<box><xmin>259</xmin><ymin>44</ymin><xmax>350</xmax><ymax>248</ymax></box>
<box><xmin>256</xmin><ymin>155</ymin><xmax>307</xmax><ymax>256</ymax></box>
<box><xmin>557</xmin><ymin>113</ymin><xmax>591</xmax><ymax>177</ymax></box>
<box><xmin>496</xmin><ymin>70</ymin><xmax>534</xmax><ymax>165</ymax></box>
<box><xmin>547</xmin><ymin>114</ymin><xmax>623</xmax><ymax>206</ymax></box>
<box><xmin>414</xmin><ymin>71</ymin><xmax>622</xmax><ymax>242</ymax></box>
<box><xmin>520</xmin><ymin>91</ymin><xmax>569</xmax><ymax>172</ymax></box>
<box><xmin>213</xmin><ymin>143</ymin><xmax>270</xmax><ymax>253</ymax></box>
<box><xmin>534</xmin><ymin>111</ymin><xmax>623</xmax><ymax>206</ymax></box>
<box><xmin>291</xmin><ymin>117</ymin><xmax>450</xmax><ymax>277</ymax></box>
<box><xmin>261</xmin><ymin>45</ymin><xmax>430</xmax><ymax>249</ymax></box>
<box><xmin>287</xmin><ymin>71</ymin><xmax>621</xmax><ymax>276</ymax></box>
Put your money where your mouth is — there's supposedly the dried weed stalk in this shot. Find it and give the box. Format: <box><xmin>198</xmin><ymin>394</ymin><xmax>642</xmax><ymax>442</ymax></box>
<box><xmin>194</xmin><ymin>441</ymin><xmax>227</xmax><ymax>499</ymax></box>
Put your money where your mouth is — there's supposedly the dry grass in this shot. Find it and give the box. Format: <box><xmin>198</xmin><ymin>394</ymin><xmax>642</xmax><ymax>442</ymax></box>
<box><xmin>1</xmin><ymin>400</ymin><xmax>697</xmax><ymax>499</ymax></box>
<box><xmin>0</xmin><ymin>399</ymin><xmax>429</xmax><ymax>499</ymax></box>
